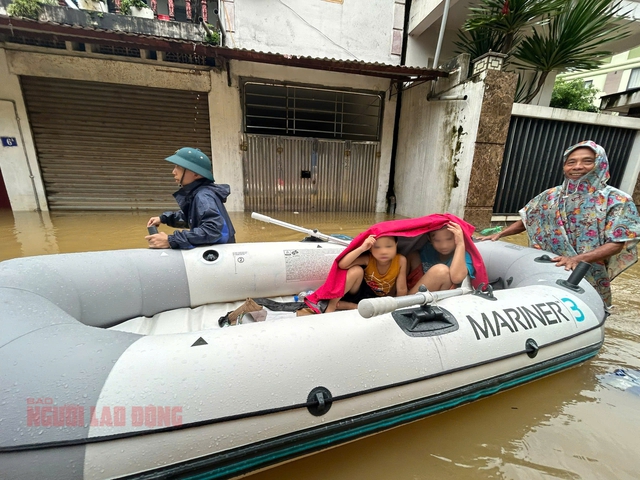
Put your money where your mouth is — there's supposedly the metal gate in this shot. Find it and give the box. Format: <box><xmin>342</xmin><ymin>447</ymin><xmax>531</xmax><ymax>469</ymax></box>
<box><xmin>21</xmin><ymin>76</ymin><xmax>211</xmax><ymax>210</ymax></box>
<box><xmin>243</xmin><ymin>135</ymin><xmax>380</xmax><ymax>212</ymax></box>
<box><xmin>494</xmin><ymin>116</ymin><xmax>635</xmax><ymax>215</ymax></box>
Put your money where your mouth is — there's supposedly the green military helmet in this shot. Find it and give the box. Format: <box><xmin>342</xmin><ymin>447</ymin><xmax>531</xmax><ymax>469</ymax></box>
<box><xmin>165</xmin><ymin>147</ymin><xmax>214</xmax><ymax>182</ymax></box>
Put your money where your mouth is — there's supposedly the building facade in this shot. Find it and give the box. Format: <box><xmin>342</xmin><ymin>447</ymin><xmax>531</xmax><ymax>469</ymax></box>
<box><xmin>1</xmin><ymin>0</ymin><xmax>421</xmax><ymax>213</ymax></box>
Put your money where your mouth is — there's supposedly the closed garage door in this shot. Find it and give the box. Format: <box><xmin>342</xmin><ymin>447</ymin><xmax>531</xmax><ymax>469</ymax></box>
<box><xmin>21</xmin><ymin>76</ymin><xmax>211</xmax><ymax>210</ymax></box>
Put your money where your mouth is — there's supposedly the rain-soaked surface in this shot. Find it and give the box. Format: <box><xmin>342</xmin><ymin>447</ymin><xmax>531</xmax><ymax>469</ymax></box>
<box><xmin>1</xmin><ymin>208</ymin><xmax>639</xmax><ymax>479</ymax></box>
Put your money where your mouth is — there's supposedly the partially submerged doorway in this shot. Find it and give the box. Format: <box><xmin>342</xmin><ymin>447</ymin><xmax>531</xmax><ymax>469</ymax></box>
<box><xmin>242</xmin><ymin>82</ymin><xmax>383</xmax><ymax>212</ymax></box>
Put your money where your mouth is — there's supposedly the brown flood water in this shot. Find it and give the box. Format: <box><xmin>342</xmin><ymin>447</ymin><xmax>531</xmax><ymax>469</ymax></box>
<box><xmin>1</xmin><ymin>209</ymin><xmax>639</xmax><ymax>479</ymax></box>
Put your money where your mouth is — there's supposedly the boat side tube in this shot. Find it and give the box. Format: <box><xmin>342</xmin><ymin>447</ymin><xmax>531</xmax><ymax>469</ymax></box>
<box><xmin>474</xmin><ymin>241</ymin><xmax>605</xmax><ymax>321</ymax></box>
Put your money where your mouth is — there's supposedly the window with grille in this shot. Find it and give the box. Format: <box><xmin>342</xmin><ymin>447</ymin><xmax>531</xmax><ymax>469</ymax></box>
<box><xmin>243</xmin><ymin>82</ymin><xmax>383</xmax><ymax>141</ymax></box>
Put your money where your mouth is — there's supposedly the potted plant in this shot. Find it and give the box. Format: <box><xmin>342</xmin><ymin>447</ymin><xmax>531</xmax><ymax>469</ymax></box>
<box><xmin>120</xmin><ymin>0</ymin><xmax>153</xmax><ymax>18</ymax></box>
<box><xmin>7</xmin><ymin>0</ymin><xmax>58</xmax><ymax>19</ymax></box>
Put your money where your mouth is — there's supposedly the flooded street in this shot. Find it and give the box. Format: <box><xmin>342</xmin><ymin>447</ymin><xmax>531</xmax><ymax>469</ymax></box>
<box><xmin>1</xmin><ymin>208</ymin><xmax>639</xmax><ymax>479</ymax></box>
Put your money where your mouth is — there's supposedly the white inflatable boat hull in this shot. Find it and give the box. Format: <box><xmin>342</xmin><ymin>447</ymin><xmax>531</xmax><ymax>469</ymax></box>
<box><xmin>0</xmin><ymin>240</ymin><xmax>606</xmax><ymax>479</ymax></box>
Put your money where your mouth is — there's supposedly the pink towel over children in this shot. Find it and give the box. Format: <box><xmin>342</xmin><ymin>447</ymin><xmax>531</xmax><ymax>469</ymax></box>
<box><xmin>305</xmin><ymin>214</ymin><xmax>488</xmax><ymax>310</ymax></box>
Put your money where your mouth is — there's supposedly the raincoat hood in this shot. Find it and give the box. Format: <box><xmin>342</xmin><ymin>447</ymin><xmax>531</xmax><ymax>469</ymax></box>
<box><xmin>562</xmin><ymin>140</ymin><xmax>609</xmax><ymax>195</ymax></box>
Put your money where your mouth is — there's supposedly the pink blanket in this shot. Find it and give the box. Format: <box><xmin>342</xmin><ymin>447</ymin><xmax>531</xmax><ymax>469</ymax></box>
<box><xmin>305</xmin><ymin>214</ymin><xmax>488</xmax><ymax>309</ymax></box>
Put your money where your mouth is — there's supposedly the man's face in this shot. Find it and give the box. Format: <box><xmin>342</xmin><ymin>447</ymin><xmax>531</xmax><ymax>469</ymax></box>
<box><xmin>172</xmin><ymin>165</ymin><xmax>201</xmax><ymax>185</ymax></box>
<box><xmin>563</xmin><ymin>147</ymin><xmax>596</xmax><ymax>180</ymax></box>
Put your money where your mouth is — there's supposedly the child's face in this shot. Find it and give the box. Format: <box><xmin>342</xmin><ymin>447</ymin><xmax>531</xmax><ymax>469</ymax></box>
<box><xmin>430</xmin><ymin>228</ymin><xmax>455</xmax><ymax>256</ymax></box>
<box><xmin>370</xmin><ymin>236</ymin><xmax>397</xmax><ymax>263</ymax></box>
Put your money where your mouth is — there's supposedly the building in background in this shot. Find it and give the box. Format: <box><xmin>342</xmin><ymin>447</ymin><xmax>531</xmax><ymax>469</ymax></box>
<box><xmin>2</xmin><ymin>0</ymin><xmax>640</xmax><ymax>225</ymax></box>
<box><xmin>556</xmin><ymin>46</ymin><xmax>640</xmax><ymax>114</ymax></box>
<box><xmin>0</xmin><ymin>0</ymin><xmax>436</xmax><ymax>213</ymax></box>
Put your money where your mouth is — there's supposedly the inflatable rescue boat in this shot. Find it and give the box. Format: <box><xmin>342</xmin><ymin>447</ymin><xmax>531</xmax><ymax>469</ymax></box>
<box><xmin>0</xmin><ymin>217</ymin><xmax>606</xmax><ymax>479</ymax></box>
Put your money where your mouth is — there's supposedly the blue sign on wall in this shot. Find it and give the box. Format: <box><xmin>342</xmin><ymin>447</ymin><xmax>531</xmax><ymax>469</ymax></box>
<box><xmin>1</xmin><ymin>137</ymin><xmax>18</xmax><ymax>147</ymax></box>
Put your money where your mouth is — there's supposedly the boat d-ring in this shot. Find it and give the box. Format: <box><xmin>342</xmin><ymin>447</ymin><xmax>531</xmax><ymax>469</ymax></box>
<box><xmin>525</xmin><ymin>338</ymin><xmax>539</xmax><ymax>358</ymax></box>
<box><xmin>473</xmin><ymin>283</ymin><xmax>497</xmax><ymax>301</ymax></box>
<box><xmin>307</xmin><ymin>386</ymin><xmax>333</xmax><ymax>416</ymax></box>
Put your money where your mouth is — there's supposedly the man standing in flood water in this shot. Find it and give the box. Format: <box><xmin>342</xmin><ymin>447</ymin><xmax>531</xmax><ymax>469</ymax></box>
<box><xmin>478</xmin><ymin>140</ymin><xmax>640</xmax><ymax>307</ymax></box>
<box><xmin>145</xmin><ymin>147</ymin><xmax>236</xmax><ymax>249</ymax></box>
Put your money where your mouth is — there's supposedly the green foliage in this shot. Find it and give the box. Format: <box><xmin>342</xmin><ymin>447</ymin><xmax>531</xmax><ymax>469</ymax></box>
<box><xmin>120</xmin><ymin>0</ymin><xmax>149</xmax><ymax>15</ymax></box>
<box><xmin>456</xmin><ymin>0</ymin><xmax>631</xmax><ymax>104</ymax></box>
<box><xmin>550</xmin><ymin>79</ymin><xmax>600</xmax><ymax>112</ymax></box>
<box><xmin>203</xmin><ymin>26</ymin><xmax>220</xmax><ymax>46</ymax></box>
<box><xmin>464</xmin><ymin>0</ymin><xmax>564</xmax><ymax>54</ymax></box>
<box><xmin>7</xmin><ymin>0</ymin><xmax>54</xmax><ymax>19</ymax></box>
<box><xmin>454</xmin><ymin>23</ymin><xmax>505</xmax><ymax>62</ymax></box>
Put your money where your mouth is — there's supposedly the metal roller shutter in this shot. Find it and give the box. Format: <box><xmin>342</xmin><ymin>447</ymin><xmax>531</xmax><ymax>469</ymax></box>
<box><xmin>20</xmin><ymin>76</ymin><xmax>211</xmax><ymax>210</ymax></box>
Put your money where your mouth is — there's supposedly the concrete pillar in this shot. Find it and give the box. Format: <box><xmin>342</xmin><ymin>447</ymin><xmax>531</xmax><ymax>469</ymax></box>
<box><xmin>463</xmin><ymin>68</ymin><xmax>517</xmax><ymax>228</ymax></box>
<box><xmin>621</xmin><ymin>130</ymin><xmax>640</xmax><ymax>203</ymax></box>
<box><xmin>464</xmin><ymin>70</ymin><xmax>518</xmax><ymax>227</ymax></box>
<box><xmin>0</xmin><ymin>49</ymin><xmax>48</xmax><ymax>212</ymax></box>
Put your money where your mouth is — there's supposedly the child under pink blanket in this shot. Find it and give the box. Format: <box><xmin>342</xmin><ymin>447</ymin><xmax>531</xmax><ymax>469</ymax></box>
<box><xmin>304</xmin><ymin>214</ymin><xmax>488</xmax><ymax>313</ymax></box>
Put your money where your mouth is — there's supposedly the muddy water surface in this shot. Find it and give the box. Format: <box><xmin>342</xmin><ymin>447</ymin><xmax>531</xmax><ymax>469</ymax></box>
<box><xmin>1</xmin><ymin>209</ymin><xmax>639</xmax><ymax>480</ymax></box>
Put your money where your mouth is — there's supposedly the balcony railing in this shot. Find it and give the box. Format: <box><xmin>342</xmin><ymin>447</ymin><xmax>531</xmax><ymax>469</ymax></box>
<box><xmin>105</xmin><ymin>0</ymin><xmax>216</xmax><ymax>24</ymax></box>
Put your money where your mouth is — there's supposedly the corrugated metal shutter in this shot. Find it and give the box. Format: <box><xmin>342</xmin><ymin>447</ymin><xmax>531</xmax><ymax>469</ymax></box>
<box><xmin>20</xmin><ymin>76</ymin><xmax>211</xmax><ymax>210</ymax></box>
<box><xmin>494</xmin><ymin>116</ymin><xmax>634</xmax><ymax>215</ymax></box>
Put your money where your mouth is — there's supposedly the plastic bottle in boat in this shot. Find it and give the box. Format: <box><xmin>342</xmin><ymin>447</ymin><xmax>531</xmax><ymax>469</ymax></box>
<box><xmin>294</xmin><ymin>291</ymin><xmax>313</xmax><ymax>302</ymax></box>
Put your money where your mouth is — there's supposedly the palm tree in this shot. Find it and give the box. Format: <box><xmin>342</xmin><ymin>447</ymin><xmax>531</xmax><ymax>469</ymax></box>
<box><xmin>513</xmin><ymin>0</ymin><xmax>630</xmax><ymax>103</ymax></box>
<box><xmin>463</xmin><ymin>0</ymin><xmax>564</xmax><ymax>55</ymax></box>
<box><xmin>456</xmin><ymin>0</ymin><xmax>631</xmax><ymax>104</ymax></box>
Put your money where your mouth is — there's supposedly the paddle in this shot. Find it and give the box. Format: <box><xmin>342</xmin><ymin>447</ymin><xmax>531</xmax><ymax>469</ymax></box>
<box><xmin>251</xmin><ymin>212</ymin><xmax>351</xmax><ymax>247</ymax></box>
<box><xmin>357</xmin><ymin>286</ymin><xmax>474</xmax><ymax>318</ymax></box>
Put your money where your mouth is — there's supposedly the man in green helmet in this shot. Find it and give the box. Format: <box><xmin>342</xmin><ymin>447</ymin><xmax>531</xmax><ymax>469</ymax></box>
<box><xmin>146</xmin><ymin>147</ymin><xmax>236</xmax><ymax>249</ymax></box>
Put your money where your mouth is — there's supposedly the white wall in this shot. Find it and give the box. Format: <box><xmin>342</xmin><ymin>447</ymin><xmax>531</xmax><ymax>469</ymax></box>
<box><xmin>225</xmin><ymin>0</ymin><xmax>400</xmax><ymax>65</ymax></box>
<box><xmin>0</xmin><ymin>49</ymin><xmax>47</xmax><ymax>211</ymax></box>
<box><xmin>405</xmin><ymin>28</ymin><xmax>434</xmax><ymax>68</ymax></box>
<box><xmin>208</xmin><ymin>68</ymin><xmax>244</xmax><ymax>212</ymax></box>
<box><xmin>622</xmin><ymin>131</ymin><xmax>640</xmax><ymax>195</ymax></box>
<box><xmin>394</xmin><ymin>76</ymin><xmax>484</xmax><ymax>218</ymax></box>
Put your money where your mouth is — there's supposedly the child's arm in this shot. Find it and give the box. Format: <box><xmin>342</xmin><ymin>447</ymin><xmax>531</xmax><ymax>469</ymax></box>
<box><xmin>447</xmin><ymin>222</ymin><xmax>469</xmax><ymax>285</ymax></box>
<box><xmin>395</xmin><ymin>254</ymin><xmax>408</xmax><ymax>296</ymax></box>
<box><xmin>338</xmin><ymin>235</ymin><xmax>376</xmax><ymax>269</ymax></box>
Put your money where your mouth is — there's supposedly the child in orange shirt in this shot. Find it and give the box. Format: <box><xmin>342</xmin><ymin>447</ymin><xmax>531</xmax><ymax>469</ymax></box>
<box><xmin>325</xmin><ymin>235</ymin><xmax>408</xmax><ymax>313</ymax></box>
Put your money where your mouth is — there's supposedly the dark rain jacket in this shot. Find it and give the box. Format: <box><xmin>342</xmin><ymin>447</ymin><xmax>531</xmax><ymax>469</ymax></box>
<box><xmin>160</xmin><ymin>178</ymin><xmax>236</xmax><ymax>249</ymax></box>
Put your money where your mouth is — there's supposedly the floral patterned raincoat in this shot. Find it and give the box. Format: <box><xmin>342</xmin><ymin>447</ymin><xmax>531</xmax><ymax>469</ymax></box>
<box><xmin>520</xmin><ymin>140</ymin><xmax>640</xmax><ymax>307</ymax></box>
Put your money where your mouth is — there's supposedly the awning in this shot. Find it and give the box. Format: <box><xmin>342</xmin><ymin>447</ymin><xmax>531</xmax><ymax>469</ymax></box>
<box><xmin>0</xmin><ymin>15</ymin><xmax>448</xmax><ymax>82</ymax></box>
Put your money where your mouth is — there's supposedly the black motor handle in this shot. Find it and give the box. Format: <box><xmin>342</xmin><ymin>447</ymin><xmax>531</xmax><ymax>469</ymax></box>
<box><xmin>566</xmin><ymin>261</ymin><xmax>591</xmax><ymax>287</ymax></box>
